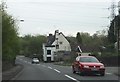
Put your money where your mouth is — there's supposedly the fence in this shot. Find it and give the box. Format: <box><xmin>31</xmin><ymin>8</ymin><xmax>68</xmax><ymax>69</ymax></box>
<box><xmin>97</xmin><ymin>56</ymin><xmax>120</xmax><ymax>67</ymax></box>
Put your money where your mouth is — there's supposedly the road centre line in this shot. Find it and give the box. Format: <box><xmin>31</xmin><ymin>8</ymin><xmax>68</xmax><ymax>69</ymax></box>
<box><xmin>48</xmin><ymin>66</ymin><xmax>52</xmax><ymax>69</ymax></box>
<box><xmin>65</xmin><ymin>74</ymin><xmax>80</xmax><ymax>82</ymax></box>
<box><xmin>106</xmin><ymin>73</ymin><xmax>112</xmax><ymax>75</ymax></box>
<box><xmin>53</xmin><ymin>69</ymin><xmax>61</xmax><ymax>73</ymax></box>
<box><xmin>42</xmin><ymin>65</ymin><xmax>46</xmax><ymax>67</ymax></box>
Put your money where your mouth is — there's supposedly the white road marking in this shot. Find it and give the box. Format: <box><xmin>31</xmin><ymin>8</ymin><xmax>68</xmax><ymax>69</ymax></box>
<box><xmin>106</xmin><ymin>73</ymin><xmax>112</xmax><ymax>75</ymax></box>
<box><xmin>48</xmin><ymin>66</ymin><xmax>52</xmax><ymax>69</ymax></box>
<box><xmin>54</xmin><ymin>69</ymin><xmax>61</xmax><ymax>73</ymax></box>
<box><xmin>42</xmin><ymin>65</ymin><xmax>46</xmax><ymax>67</ymax></box>
<box><xmin>65</xmin><ymin>74</ymin><xmax>80</xmax><ymax>82</ymax></box>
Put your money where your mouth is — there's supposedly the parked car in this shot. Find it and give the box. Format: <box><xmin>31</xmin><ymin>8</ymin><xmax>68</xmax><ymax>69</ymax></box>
<box><xmin>32</xmin><ymin>58</ymin><xmax>40</xmax><ymax>64</ymax></box>
<box><xmin>72</xmin><ymin>56</ymin><xmax>105</xmax><ymax>76</ymax></box>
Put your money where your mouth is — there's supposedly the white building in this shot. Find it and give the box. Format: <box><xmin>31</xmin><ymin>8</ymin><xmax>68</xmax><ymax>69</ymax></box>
<box><xmin>43</xmin><ymin>30</ymin><xmax>71</xmax><ymax>62</ymax></box>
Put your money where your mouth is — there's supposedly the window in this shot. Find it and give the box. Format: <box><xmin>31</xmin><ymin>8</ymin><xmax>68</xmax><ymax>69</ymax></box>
<box><xmin>80</xmin><ymin>57</ymin><xmax>99</xmax><ymax>63</ymax></box>
<box><xmin>59</xmin><ymin>42</ymin><xmax>63</xmax><ymax>44</ymax></box>
<box><xmin>47</xmin><ymin>50</ymin><xmax>51</xmax><ymax>55</ymax></box>
<box><xmin>56</xmin><ymin>38</ymin><xmax>58</xmax><ymax>40</ymax></box>
<box><xmin>56</xmin><ymin>45</ymin><xmax>59</xmax><ymax>49</ymax></box>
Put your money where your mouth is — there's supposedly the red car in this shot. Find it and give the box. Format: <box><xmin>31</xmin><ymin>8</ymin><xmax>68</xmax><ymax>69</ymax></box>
<box><xmin>72</xmin><ymin>56</ymin><xmax>105</xmax><ymax>76</ymax></box>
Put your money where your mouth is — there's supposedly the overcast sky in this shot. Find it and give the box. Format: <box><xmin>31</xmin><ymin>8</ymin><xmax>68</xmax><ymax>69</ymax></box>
<box><xmin>5</xmin><ymin>0</ymin><xmax>120</xmax><ymax>36</ymax></box>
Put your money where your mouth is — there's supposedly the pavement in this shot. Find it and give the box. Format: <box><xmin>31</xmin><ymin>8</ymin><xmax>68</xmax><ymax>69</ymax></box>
<box><xmin>2</xmin><ymin>64</ymin><xmax>23</xmax><ymax>81</ymax></box>
<box><xmin>114</xmin><ymin>67</ymin><xmax>120</xmax><ymax>76</ymax></box>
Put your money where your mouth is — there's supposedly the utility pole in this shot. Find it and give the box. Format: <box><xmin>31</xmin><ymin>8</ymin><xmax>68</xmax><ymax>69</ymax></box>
<box><xmin>117</xmin><ymin>25</ymin><xmax>119</xmax><ymax>55</ymax></box>
<box><xmin>114</xmin><ymin>1</ymin><xmax>120</xmax><ymax>55</ymax></box>
<box><xmin>115</xmin><ymin>18</ymin><xmax>120</xmax><ymax>55</ymax></box>
<box><xmin>117</xmin><ymin>1</ymin><xmax>120</xmax><ymax>55</ymax></box>
<box><xmin>110</xmin><ymin>0</ymin><xmax>116</xmax><ymax>21</ymax></box>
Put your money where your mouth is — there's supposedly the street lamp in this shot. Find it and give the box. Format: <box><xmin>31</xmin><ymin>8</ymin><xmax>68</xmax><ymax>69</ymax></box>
<box><xmin>20</xmin><ymin>19</ymin><xmax>24</xmax><ymax>22</ymax></box>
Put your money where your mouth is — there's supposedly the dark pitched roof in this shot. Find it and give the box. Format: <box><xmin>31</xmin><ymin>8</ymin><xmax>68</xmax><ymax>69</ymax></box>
<box><xmin>46</xmin><ymin>34</ymin><xmax>55</xmax><ymax>46</ymax></box>
<box><xmin>71</xmin><ymin>43</ymin><xmax>100</xmax><ymax>52</ymax></box>
<box><xmin>45</xmin><ymin>31</ymin><xmax>70</xmax><ymax>47</ymax></box>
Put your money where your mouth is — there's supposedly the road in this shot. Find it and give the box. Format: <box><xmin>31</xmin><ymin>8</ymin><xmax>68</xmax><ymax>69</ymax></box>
<box><xmin>13</xmin><ymin>56</ymin><xmax>119</xmax><ymax>82</ymax></box>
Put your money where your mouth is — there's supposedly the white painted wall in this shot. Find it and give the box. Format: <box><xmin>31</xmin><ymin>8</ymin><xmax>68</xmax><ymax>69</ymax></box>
<box><xmin>52</xmin><ymin>33</ymin><xmax>71</xmax><ymax>51</ymax></box>
<box><xmin>46</xmin><ymin>47</ymin><xmax>56</xmax><ymax>61</ymax></box>
<box><xmin>43</xmin><ymin>44</ymin><xmax>47</xmax><ymax>61</ymax></box>
<box><xmin>43</xmin><ymin>45</ymin><xmax>56</xmax><ymax>61</ymax></box>
<box><xmin>43</xmin><ymin>30</ymin><xmax>71</xmax><ymax>62</ymax></box>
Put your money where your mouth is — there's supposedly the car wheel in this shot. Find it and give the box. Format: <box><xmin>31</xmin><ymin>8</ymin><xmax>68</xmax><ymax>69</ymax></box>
<box><xmin>78</xmin><ymin>68</ymin><xmax>84</xmax><ymax>76</ymax></box>
<box><xmin>72</xmin><ymin>66</ymin><xmax>76</xmax><ymax>73</ymax></box>
<box><xmin>100</xmin><ymin>72</ymin><xmax>105</xmax><ymax>76</ymax></box>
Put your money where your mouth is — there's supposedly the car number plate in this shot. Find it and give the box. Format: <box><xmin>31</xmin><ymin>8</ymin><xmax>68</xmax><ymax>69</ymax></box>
<box><xmin>91</xmin><ymin>68</ymin><xmax>98</xmax><ymax>71</ymax></box>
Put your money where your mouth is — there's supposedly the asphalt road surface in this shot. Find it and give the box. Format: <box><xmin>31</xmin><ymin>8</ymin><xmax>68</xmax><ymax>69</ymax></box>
<box><xmin>12</xmin><ymin>56</ymin><xmax>119</xmax><ymax>82</ymax></box>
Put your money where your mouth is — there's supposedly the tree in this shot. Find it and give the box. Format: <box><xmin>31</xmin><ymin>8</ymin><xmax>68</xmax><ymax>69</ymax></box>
<box><xmin>80</xmin><ymin>32</ymin><xmax>92</xmax><ymax>46</ymax></box>
<box><xmin>19</xmin><ymin>35</ymin><xmax>47</xmax><ymax>59</ymax></box>
<box><xmin>108</xmin><ymin>21</ymin><xmax>116</xmax><ymax>43</ymax></box>
<box><xmin>76</xmin><ymin>32</ymin><xmax>82</xmax><ymax>44</ymax></box>
<box><xmin>2</xmin><ymin>2</ymin><xmax>19</xmax><ymax>66</ymax></box>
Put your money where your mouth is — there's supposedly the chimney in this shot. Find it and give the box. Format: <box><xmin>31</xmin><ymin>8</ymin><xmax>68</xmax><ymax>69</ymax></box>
<box><xmin>55</xmin><ymin>30</ymin><xmax>59</xmax><ymax>39</ymax></box>
<box><xmin>49</xmin><ymin>33</ymin><xmax>53</xmax><ymax>36</ymax></box>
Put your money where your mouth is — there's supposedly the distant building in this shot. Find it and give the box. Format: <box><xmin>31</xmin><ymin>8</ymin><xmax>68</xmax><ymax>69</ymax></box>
<box><xmin>43</xmin><ymin>30</ymin><xmax>71</xmax><ymax>62</ymax></box>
